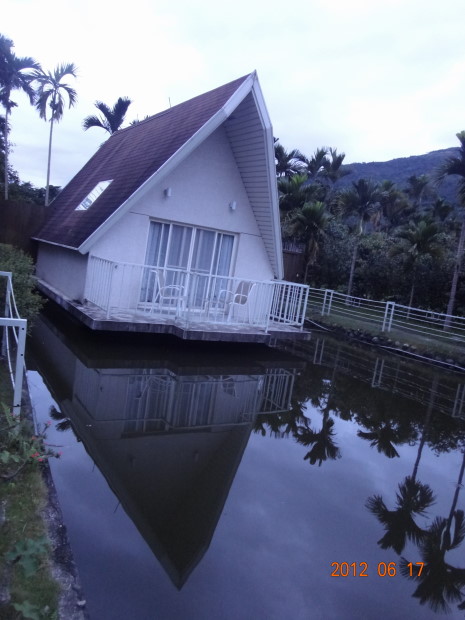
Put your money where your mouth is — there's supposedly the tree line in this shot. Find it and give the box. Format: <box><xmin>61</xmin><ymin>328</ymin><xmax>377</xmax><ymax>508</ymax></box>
<box><xmin>0</xmin><ymin>34</ymin><xmax>135</xmax><ymax>206</ymax></box>
<box><xmin>276</xmin><ymin>136</ymin><xmax>465</xmax><ymax>317</ymax></box>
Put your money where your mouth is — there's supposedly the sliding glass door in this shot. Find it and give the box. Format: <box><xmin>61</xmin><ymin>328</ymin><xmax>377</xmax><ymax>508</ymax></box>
<box><xmin>142</xmin><ymin>221</ymin><xmax>234</xmax><ymax>307</ymax></box>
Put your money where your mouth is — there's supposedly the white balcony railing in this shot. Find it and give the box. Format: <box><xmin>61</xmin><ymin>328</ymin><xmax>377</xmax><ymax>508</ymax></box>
<box><xmin>84</xmin><ymin>256</ymin><xmax>309</xmax><ymax>331</ymax></box>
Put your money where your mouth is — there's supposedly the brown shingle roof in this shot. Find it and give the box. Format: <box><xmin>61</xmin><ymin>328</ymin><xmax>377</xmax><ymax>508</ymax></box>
<box><xmin>35</xmin><ymin>74</ymin><xmax>252</xmax><ymax>250</ymax></box>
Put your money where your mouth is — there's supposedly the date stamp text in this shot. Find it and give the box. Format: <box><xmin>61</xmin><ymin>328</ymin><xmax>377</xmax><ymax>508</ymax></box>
<box><xmin>330</xmin><ymin>562</ymin><xmax>424</xmax><ymax>577</ymax></box>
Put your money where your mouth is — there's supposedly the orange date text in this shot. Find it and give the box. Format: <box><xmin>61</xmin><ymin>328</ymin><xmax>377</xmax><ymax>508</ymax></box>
<box><xmin>330</xmin><ymin>562</ymin><xmax>424</xmax><ymax>577</ymax></box>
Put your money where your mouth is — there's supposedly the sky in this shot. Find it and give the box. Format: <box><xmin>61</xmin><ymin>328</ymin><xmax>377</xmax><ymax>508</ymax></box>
<box><xmin>3</xmin><ymin>0</ymin><xmax>465</xmax><ymax>189</ymax></box>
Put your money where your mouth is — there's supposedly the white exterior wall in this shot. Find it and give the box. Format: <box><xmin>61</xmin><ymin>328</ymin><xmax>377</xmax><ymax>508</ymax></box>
<box><xmin>36</xmin><ymin>244</ymin><xmax>88</xmax><ymax>301</ymax></box>
<box><xmin>91</xmin><ymin>127</ymin><xmax>274</xmax><ymax>281</ymax></box>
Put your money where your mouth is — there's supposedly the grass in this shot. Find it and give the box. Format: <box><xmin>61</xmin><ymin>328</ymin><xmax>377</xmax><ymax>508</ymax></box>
<box><xmin>307</xmin><ymin>304</ymin><xmax>465</xmax><ymax>363</ymax></box>
<box><xmin>0</xmin><ymin>360</ymin><xmax>59</xmax><ymax>620</ymax></box>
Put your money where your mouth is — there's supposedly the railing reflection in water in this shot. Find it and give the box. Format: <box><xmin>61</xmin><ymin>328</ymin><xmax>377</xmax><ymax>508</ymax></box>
<box><xmin>73</xmin><ymin>366</ymin><xmax>296</xmax><ymax>436</ymax></box>
<box><xmin>284</xmin><ymin>336</ymin><xmax>465</xmax><ymax>420</ymax></box>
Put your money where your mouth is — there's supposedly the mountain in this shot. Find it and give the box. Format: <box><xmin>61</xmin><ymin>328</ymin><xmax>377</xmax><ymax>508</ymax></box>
<box><xmin>337</xmin><ymin>147</ymin><xmax>460</xmax><ymax>205</ymax></box>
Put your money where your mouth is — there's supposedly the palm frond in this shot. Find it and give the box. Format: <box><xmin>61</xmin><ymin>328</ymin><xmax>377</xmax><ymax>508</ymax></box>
<box><xmin>82</xmin><ymin>114</ymin><xmax>107</xmax><ymax>131</ymax></box>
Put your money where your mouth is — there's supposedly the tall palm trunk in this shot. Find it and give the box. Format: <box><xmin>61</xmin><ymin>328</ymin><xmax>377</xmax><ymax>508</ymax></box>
<box><xmin>406</xmin><ymin>264</ymin><xmax>417</xmax><ymax>319</ymax></box>
<box><xmin>303</xmin><ymin>259</ymin><xmax>310</xmax><ymax>284</ymax></box>
<box><xmin>444</xmin><ymin>218</ymin><xmax>465</xmax><ymax>328</ymax></box>
<box><xmin>347</xmin><ymin>215</ymin><xmax>364</xmax><ymax>299</ymax></box>
<box><xmin>45</xmin><ymin>114</ymin><xmax>55</xmax><ymax>206</ymax></box>
<box><xmin>408</xmin><ymin>265</ymin><xmax>417</xmax><ymax>309</ymax></box>
<box><xmin>3</xmin><ymin>108</ymin><xmax>9</xmax><ymax>200</ymax></box>
<box><xmin>347</xmin><ymin>239</ymin><xmax>358</xmax><ymax>298</ymax></box>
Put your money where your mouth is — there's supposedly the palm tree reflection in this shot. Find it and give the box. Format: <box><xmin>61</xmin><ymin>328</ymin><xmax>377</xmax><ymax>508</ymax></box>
<box><xmin>400</xmin><ymin>511</ymin><xmax>465</xmax><ymax>613</ymax></box>
<box><xmin>253</xmin><ymin>374</ymin><xmax>342</xmax><ymax>467</ymax></box>
<box><xmin>400</xmin><ymin>450</ymin><xmax>465</xmax><ymax>614</ymax></box>
<box><xmin>296</xmin><ymin>412</ymin><xmax>341</xmax><ymax>466</ymax></box>
<box><xmin>49</xmin><ymin>405</ymin><xmax>72</xmax><ymax>433</ymax></box>
<box><xmin>366</xmin><ymin>476</ymin><xmax>435</xmax><ymax>554</ymax></box>
<box><xmin>357</xmin><ymin>423</ymin><xmax>401</xmax><ymax>459</ymax></box>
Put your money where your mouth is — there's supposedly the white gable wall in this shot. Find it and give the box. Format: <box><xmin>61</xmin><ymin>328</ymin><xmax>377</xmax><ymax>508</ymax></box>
<box><xmin>91</xmin><ymin>127</ymin><xmax>274</xmax><ymax>281</ymax></box>
<box><xmin>36</xmin><ymin>244</ymin><xmax>88</xmax><ymax>301</ymax></box>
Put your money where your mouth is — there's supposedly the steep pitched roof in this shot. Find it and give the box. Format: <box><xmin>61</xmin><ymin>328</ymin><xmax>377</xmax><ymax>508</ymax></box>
<box><xmin>35</xmin><ymin>72</ymin><xmax>283</xmax><ymax>277</ymax></box>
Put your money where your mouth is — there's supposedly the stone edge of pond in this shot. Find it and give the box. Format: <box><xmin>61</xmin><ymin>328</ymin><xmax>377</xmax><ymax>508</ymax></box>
<box><xmin>306</xmin><ymin>319</ymin><xmax>465</xmax><ymax>372</ymax></box>
<box><xmin>22</xmin><ymin>380</ymin><xmax>89</xmax><ymax>620</ymax></box>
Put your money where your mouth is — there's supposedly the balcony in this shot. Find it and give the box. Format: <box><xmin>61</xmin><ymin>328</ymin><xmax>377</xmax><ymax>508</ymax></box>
<box><xmin>80</xmin><ymin>256</ymin><xmax>310</xmax><ymax>341</ymax></box>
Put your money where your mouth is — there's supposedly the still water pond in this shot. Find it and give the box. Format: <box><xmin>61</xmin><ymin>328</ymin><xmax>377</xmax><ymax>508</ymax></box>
<box><xmin>27</xmin><ymin>307</ymin><xmax>465</xmax><ymax>619</ymax></box>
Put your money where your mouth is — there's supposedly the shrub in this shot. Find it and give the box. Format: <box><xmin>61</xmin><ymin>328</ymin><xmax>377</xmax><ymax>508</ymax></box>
<box><xmin>0</xmin><ymin>243</ymin><xmax>44</xmax><ymax>324</ymax></box>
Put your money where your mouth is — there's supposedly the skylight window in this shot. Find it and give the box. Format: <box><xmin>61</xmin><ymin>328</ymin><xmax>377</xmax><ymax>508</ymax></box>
<box><xmin>75</xmin><ymin>180</ymin><xmax>112</xmax><ymax>211</ymax></box>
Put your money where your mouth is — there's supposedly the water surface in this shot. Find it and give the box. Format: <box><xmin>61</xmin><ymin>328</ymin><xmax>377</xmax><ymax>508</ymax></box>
<box><xmin>27</xmin><ymin>307</ymin><xmax>465</xmax><ymax>619</ymax></box>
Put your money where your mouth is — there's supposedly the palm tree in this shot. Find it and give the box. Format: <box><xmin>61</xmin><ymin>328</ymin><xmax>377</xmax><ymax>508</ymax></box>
<box><xmin>287</xmin><ymin>200</ymin><xmax>331</xmax><ymax>283</ymax></box>
<box><xmin>391</xmin><ymin>218</ymin><xmax>443</xmax><ymax>309</ymax></box>
<box><xmin>405</xmin><ymin>174</ymin><xmax>431</xmax><ymax>209</ymax></box>
<box><xmin>304</xmin><ymin>147</ymin><xmax>329</xmax><ymax>181</ymax></box>
<box><xmin>274</xmin><ymin>141</ymin><xmax>307</xmax><ymax>178</ymax></box>
<box><xmin>0</xmin><ymin>35</ymin><xmax>40</xmax><ymax>200</ymax></box>
<box><xmin>129</xmin><ymin>115</ymin><xmax>151</xmax><ymax>126</ymax></box>
<box><xmin>322</xmin><ymin>147</ymin><xmax>351</xmax><ymax>185</ymax></box>
<box><xmin>378</xmin><ymin>180</ymin><xmax>411</xmax><ymax>231</ymax></box>
<box><xmin>277</xmin><ymin>173</ymin><xmax>317</xmax><ymax>214</ymax></box>
<box><xmin>34</xmin><ymin>63</ymin><xmax>77</xmax><ymax>206</ymax></box>
<box><xmin>83</xmin><ymin>97</ymin><xmax>132</xmax><ymax>135</ymax></box>
<box><xmin>436</xmin><ymin>131</ymin><xmax>465</xmax><ymax>322</ymax></box>
<box><xmin>337</xmin><ymin>179</ymin><xmax>381</xmax><ymax>297</ymax></box>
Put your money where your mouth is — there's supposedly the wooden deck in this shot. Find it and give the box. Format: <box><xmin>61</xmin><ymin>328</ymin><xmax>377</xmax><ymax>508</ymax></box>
<box><xmin>36</xmin><ymin>280</ymin><xmax>311</xmax><ymax>344</ymax></box>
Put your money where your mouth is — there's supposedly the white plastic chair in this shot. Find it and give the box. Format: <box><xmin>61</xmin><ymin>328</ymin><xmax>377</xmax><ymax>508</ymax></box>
<box><xmin>216</xmin><ymin>280</ymin><xmax>256</xmax><ymax>324</ymax></box>
<box><xmin>150</xmin><ymin>269</ymin><xmax>186</xmax><ymax>315</ymax></box>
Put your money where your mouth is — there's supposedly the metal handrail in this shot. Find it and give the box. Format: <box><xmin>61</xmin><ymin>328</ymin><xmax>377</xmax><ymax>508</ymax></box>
<box><xmin>1</xmin><ymin>271</ymin><xmax>27</xmax><ymax>415</ymax></box>
<box><xmin>307</xmin><ymin>287</ymin><xmax>465</xmax><ymax>346</ymax></box>
<box><xmin>85</xmin><ymin>256</ymin><xmax>309</xmax><ymax>330</ymax></box>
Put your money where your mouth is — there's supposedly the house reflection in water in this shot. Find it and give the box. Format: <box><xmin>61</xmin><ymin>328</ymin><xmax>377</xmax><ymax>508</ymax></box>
<box><xmin>30</xmin><ymin>307</ymin><xmax>304</xmax><ymax>588</ymax></box>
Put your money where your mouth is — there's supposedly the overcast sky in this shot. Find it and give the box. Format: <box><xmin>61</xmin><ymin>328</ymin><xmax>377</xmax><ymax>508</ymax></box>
<box><xmin>4</xmin><ymin>0</ymin><xmax>465</xmax><ymax>189</ymax></box>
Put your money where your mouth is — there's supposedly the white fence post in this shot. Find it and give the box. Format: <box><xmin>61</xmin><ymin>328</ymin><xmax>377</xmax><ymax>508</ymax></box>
<box><xmin>1</xmin><ymin>271</ymin><xmax>27</xmax><ymax>416</ymax></box>
<box><xmin>13</xmin><ymin>319</ymin><xmax>27</xmax><ymax>415</ymax></box>
<box><xmin>322</xmin><ymin>289</ymin><xmax>334</xmax><ymax>316</ymax></box>
<box><xmin>382</xmin><ymin>301</ymin><xmax>395</xmax><ymax>332</ymax></box>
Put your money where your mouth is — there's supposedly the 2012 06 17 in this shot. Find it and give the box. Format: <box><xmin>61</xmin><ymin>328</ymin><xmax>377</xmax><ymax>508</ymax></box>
<box><xmin>330</xmin><ymin>562</ymin><xmax>424</xmax><ymax>577</ymax></box>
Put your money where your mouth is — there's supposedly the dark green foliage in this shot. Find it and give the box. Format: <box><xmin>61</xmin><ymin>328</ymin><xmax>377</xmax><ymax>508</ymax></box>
<box><xmin>279</xmin><ymin>137</ymin><xmax>465</xmax><ymax>314</ymax></box>
<box><xmin>0</xmin><ymin>243</ymin><xmax>44</xmax><ymax>323</ymax></box>
<box><xmin>7</xmin><ymin>181</ymin><xmax>60</xmax><ymax>205</ymax></box>
<box><xmin>315</xmin><ymin>220</ymin><xmax>353</xmax><ymax>290</ymax></box>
